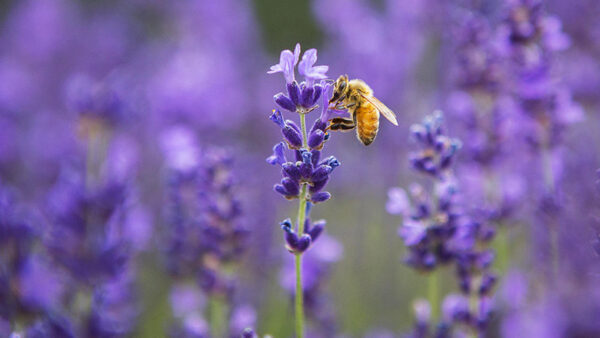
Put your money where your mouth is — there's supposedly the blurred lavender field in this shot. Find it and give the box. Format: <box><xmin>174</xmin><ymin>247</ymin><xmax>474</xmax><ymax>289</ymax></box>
<box><xmin>1</xmin><ymin>0</ymin><xmax>600</xmax><ymax>337</ymax></box>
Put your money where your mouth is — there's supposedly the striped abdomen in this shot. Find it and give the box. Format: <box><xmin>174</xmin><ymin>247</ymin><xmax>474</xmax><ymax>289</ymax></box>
<box><xmin>354</xmin><ymin>103</ymin><xmax>380</xmax><ymax>146</ymax></box>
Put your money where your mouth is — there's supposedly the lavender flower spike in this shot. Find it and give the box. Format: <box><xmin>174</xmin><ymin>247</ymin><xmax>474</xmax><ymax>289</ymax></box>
<box><xmin>409</xmin><ymin>111</ymin><xmax>462</xmax><ymax>177</ymax></box>
<box><xmin>162</xmin><ymin>134</ymin><xmax>251</xmax><ymax>337</ymax></box>
<box><xmin>389</xmin><ymin>111</ymin><xmax>499</xmax><ymax>335</ymax></box>
<box><xmin>267</xmin><ymin>43</ymin><xmax>340</xmax><ymax>338</ymax></box>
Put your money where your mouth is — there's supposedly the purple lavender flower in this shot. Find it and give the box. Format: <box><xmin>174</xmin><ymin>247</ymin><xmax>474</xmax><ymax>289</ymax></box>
<box><xmin>498</xmin><ymin>0</ymin><xmax>584</xmax><ymax>289</ymax></box>
<box><xmin>65</xmin><ymin>74</ymin><xmax>124</xmax><ymax>126</ymax></box>
<box><xmin>161</xmin><ymin>127</ymin><xmax>252</xmax><ymax>336</ymax></box>
<box><xmin>229</xmin><ymin>304</ymin><xmax>257</xmax><ymax>337</ymax></box>
<box><xmin>45</xmin><ymin>169</ymin><xmax>130</xmax><ymax>284</ymax></box>
<box><xmin>87</xmin><ymin>269</ymin><xmax>138</xmax><ymax>337</ymax></box>
<box><xmin>164</xmin><ymin>145</ymin><xmax>247</xmax><ymax>287</ymax></box>
<box><xmin>394</xmin><ymin>181</ymin><xmax>461</xmax><ymax>270</ymax></box>
<box><xmin>298</xmin><ymin>49</ymin><xmax>329</xmax><ymax>86</ymax></box>
<box><xmin>168</xmin><ymin>283</ymin><xmax>209</xmax><ymax>337</ymax></box>
<box><xmin>267</xmin><ymin>137</ymin><xmax>340</xmax><ymax>204</ymax></box>
<box><xmin>410</xmin><ymin>299</ymin><xmax>431</xmax><ymax>338</ymax></box>
<box><xmin>390</xmin><ymin>112</ymin><xmax>498</xmax><ymax>336</ymax></box>
<box><xmin>268</xmin><ymin>44</ymin><xmax>325</xmax><ymax>113</ymax></box>
<box><xmin>499</xmin><ymin>0</ymin><xmax>583</xmax><ymax>150</ymax></box>
<box><xmin>446</xmin><ymin>9</ymin><xmax>512</xmax><ymax>169</ymax></box>
<box><xmin>409</xmin><ymin>112</ymin><xmax>462</xmax><ymax>178</ymax></box>
<box><xmin>441</xmin><ymin>294</ymin><xmax>470</xmax><ymax>325</ymax></box>
<box><xmin>0</xmin><ymin>181</ymin><xmax>82</xmax><ymax>336</ymax></box>
<box><xmin>389</xmin><ymin>114</ymin><xmax>464</xmax><ymax>270</ymax></box>
<box><xmin>267</xmin><ymin>43</ymin><xmax>340</xmax><ymax>338</ymax></box>
<box><xmin>25</xmin><ymin>314</ymin><xmax>75</xmax><ymax>338</ymax></box>
<box><xmin>268</xmin><ymin>43</ymin><xmax>301</xmax><ymax>84</ymax></box>
<box><xmin>0</xmin><ymin>182</ymin><xmax>42</xmax><ymax>324</ymax></box>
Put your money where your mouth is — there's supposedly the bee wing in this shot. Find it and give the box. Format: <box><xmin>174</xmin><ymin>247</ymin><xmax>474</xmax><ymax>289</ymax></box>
<box><xmin>358</xmin><ymin>92</ymin><xmax>398</xmax><ymax>126</ymax></box>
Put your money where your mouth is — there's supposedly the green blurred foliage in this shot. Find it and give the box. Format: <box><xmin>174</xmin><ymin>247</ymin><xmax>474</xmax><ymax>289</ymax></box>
<box><xmin>252</xmin><ymin>0</ymin><xmax>323</xmax><ymax>55</ymax></box>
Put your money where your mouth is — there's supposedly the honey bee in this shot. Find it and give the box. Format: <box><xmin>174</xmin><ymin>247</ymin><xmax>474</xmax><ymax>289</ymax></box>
<box><xmin>328</xmin><ymin>75</ymin><xmax>398</xmax><ymax>146</ymax></box>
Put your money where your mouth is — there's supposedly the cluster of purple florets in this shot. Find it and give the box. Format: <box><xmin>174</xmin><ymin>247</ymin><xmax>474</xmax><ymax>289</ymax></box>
<box><xmin>280</xmin><ymin>209</ymin><xmax>326</xmax><ymax>255</ymax></box>
<box><xmin>267</xmin><ymin>134</ymin><xmax>340</xmax><ymax>204</ymax></box>
<box><xmin>269</xmin><ymin>43</ymin><xmax>328</xmax><ymax>114</ymax></box>
<box><xmin>409</xmin><ymin>112</ymin><xmax>462</xmax><ymax>178</ymax></box>
<box><xmin>45</xmin><ymin>170</ymin><xmax>131</xmax><ymax>284</ymax></box>
<box><xmin>501</xmin><ymin>0</ymin><xmax>582</xmax><ymax>148</ymax></box>
<box><xmin>391</xmin><ymin>181</ymin><xmax>460</xmax><ymax>270</ymax></box>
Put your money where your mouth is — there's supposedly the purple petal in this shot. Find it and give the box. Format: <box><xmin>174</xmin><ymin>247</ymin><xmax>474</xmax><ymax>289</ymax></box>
<box><xmin>386</xmin><ymin>187</ymin><xmax>409</xmax><ymax>215</ymax></box>
<box><xmin>310</xmin><ymin>191</ymin><xmax>331</xmax><ymax>203</ymax></box>
<box><xmin>296</xmin><ymin>234</ymin><xmax>311</xmax><ymax>252</ymax></box>
<box><xmin>274</xmin><ymin>93</ymin><xmax>296</xmax><ymax>112</ymax></box>
<box><xmin>266</xmin><ymin>142</ymin><xmax>286</xmax><ymax>166</ymax></box>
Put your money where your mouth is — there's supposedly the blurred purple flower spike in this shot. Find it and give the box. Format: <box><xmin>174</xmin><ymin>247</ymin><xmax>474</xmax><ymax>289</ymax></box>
<box><xmin>242</xmin><ymin>328</ymin><xmax>258</xmax><ymax>338</ymax></box>
<box><xmin>391</xmin><ymin>112</ymin><xmax>499</xmax><ymax>336</ymax></box>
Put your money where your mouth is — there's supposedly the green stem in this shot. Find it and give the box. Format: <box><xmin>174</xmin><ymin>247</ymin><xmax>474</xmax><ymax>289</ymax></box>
<box><xmin>428</xmin><ymin>269</ymin><xmax>440</xmax><ymax>323</ymax></box>
<box><xmin>300</xmin><ymin>112</ymin><xmax>308</xmax><ymax>147</ymax></box>
<box><xmin>427</xmin><ymin>182</ymin><xmax>442</xmax><ymax>323</ymax></box>
<box><xmin>295</xmin><ymin>252</ymin><xmax>304</xmax><ymax>338</ymax></box>
<box><xmin>210</xmin><ymin>296</ymin><xmax>227</xmax><ymax>338</ymax></box>
<box><xmin>468</xmin><ymin>275</ymin><xmax>481</xmax><ymax>338</ymax></box>
<box><xmin>495</xmin><ymin>225</ymin><xmax>510</xmax><ymax>273</ymax></box>
<box><xmin>294</xmin><ymin>112</ymin><xmax>309</xmax><ymax>338</ymax></box>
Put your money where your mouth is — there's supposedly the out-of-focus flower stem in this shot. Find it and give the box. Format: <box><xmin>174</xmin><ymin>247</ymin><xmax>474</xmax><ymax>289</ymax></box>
<box><xmin>468</xmin><ymin>275</ymin><xmax>481</xmax><ymax>338</ymax></box>
<box><xmin>294</xmin><ymin>246</ymin><xmax>305</xmax><ymax>338</ymax></box>
<box><xmin>541</xmin><ymin>135</ymin><xmax>556</xmax><ymax>194</ymax></box>
<box><xmin>496</xmin><ymin>224</ymin><xmax>510</xmax><ymax>273</ymax></box>
<box><xmin>85</xmin><ymin>121</ymin><xmax>101</xmax><ymax>189</ymax></box>
<box><xmin>428</xmin><ymin>269</ymin><xmax>440</xmax><ymax>323</ymax></box>
<box><xmin>428</xmin><ymin>183</ymin><xmax>442</xmax><ymax>323</ymax></box>
<box><xmin>485</xmin><ymin>172</ymin><xmax>510</xmax><ymax>273</ymax></box>
<box><xmin>542</xmin><ymin>134</ymin><xmax>559</xmax><ymax>279</ymax></box>
<box><xmin>210</xmin><ymin>295</ymin><xmax>227</xmax><ymax>338</ymax></box>
<box><xmin>83</xmin><ymin>119</ymin><xmax>110</xmax><ymax>189</ymax></box>
<box><xmin>295</xmin><ymin>111</ymin><xmax>309</xmax><ymax>338</ymax></box>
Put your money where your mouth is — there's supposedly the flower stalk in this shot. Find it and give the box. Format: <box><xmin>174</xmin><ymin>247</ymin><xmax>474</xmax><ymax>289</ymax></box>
<box><xmin>427</xmin><ymin>269</ymin><xmax>440</xmax><ymax>323</ymax></box>
<box><xmin>294</xmin><ymin>109</ymin><xmax>310</xmax><ymax>338</ymax></box>
<box><xmin>210</xmin><ymin>295</ymin><xmax>227</xmax><ymax>338</ymax></box>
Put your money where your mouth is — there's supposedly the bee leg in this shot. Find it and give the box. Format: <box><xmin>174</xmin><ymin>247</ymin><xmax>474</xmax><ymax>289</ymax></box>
<box><xmin>334</xmin><ymin>103</ymin><xmax>356</xmax><ymax>110</ymax></box>
<box><xmin>328</xmin><ymin>118</ymin><xmax>356</xmax><ymax>132</ymax></box>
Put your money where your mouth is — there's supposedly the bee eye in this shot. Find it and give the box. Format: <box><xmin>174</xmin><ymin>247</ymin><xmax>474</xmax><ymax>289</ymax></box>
<box><xmin>340</xmin><ymin>82</ymin><xmax>346</xmax><ymax>90</ymax></box>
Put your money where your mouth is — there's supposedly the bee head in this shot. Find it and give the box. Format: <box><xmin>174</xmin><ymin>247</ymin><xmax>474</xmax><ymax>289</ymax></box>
<box><xmin>329</xmin><ymin>75</ymin><xmax>349</xmax><ymax>104</ymax></box>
